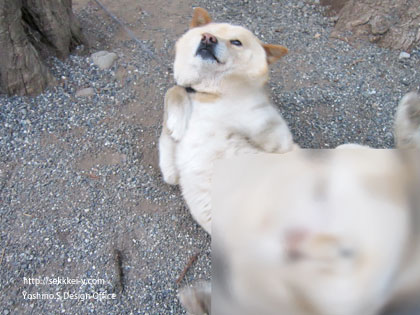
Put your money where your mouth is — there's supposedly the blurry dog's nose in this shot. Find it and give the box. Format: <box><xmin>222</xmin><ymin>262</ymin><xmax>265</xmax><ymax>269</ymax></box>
<box><xmin>201</xmin><ymin>33</ymin><xmax>217</xmax><ymax>45</ymax></box>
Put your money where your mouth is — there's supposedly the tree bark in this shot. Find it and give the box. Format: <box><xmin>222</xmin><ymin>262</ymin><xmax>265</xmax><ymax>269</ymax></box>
<box><xmin>0</xmin><ymin>0</ymin><xmax>87</xmax><ymax>96</ymax></box>
<box><xmin>330</xmin><ymin>0</ymin><xmax>420</xmax><ymax>51</ymax></box>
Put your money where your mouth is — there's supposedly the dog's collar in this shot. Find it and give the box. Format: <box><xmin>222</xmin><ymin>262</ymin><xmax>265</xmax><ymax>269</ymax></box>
<box><xmin>176</xmin><ymin>85</ymin><xmax>197</xmax><ymax>94</ymax></box>
<box><xmin>184</xmin><ymin>86</ymin><xmax>196</xmax><ymax>93</ymax></box>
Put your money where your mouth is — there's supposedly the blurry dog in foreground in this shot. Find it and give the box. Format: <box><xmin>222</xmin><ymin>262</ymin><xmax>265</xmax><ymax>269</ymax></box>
<box><xmin>179</xmin><ymin>93</ymin><xmax>420</xmax><ymax>315</ymax></box>
<box><xmin>158</xmin><ymin>8</ymin><xmax>295</xmax><ymax>234</ymax></box>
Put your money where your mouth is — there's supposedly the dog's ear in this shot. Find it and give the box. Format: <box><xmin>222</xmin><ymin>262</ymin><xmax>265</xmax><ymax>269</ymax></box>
<box><xmin>190</xmin><ymin>7</ymin><xmax>212</xmax><ymax>28</ymax></box>
<box><xmin>394</xmin><ymin>92</ymin><xmax>420</xmax><ymax>149</ymax></box>
<box><xmin>262</xmin><ymin>44</ymin><xmax>288</xmax><ymax>64</ymax></box>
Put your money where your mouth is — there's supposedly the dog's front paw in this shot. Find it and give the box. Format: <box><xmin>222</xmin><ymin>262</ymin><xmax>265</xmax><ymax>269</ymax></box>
<box><xmin>259</xmin><ymin>129</ymin><xmax>294</xmax><ymax>153</ymax></box>
<box><xmin>163</xmin><ymin>171</ymin><xmax>179</xmax><ymax>185</ymax></box>
<box><xmin>159</xmin><ymin>130</ymin><xmax>180</xmax><ymax>185</ymax></box>
<box><xmin>164</xmin><ymin>86</ymin><xmax>192</xmax><ymax>142</ymax></box>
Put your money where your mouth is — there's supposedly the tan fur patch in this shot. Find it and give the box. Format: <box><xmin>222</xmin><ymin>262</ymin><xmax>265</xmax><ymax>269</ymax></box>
<box><xmin>361</xmin><ymin>171</ymin><xmax>409</xmax><ymax>208</ymax></box>
<box><xmin>192</xmin><ymin>92</ymin><xmax>220</xmax><ymax>103</ymax></box>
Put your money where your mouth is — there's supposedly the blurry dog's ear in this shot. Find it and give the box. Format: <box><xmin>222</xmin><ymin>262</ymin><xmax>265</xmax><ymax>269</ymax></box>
<box><xmin>394</xmin><ymin>92</ymin><xmax>420</xmax><ymax>149</ymax></box>
<box><xmin>262</xmin><ymin>44</ymin><xmax>288</xmax><ymax>64</ymax></box>
<box><xmin>190</xmin><ymin>7</ymin><xmax>212</xmax><ymax>28</ymax></box>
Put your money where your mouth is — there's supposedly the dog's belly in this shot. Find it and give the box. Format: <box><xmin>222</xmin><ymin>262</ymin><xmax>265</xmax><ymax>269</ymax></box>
<box><xmin>177</xmin><ymin>125</ymin><xmax>260</xmax><ymax>174</ymax></box>
<box><xmin>175</xmin><ymin>122</ymin><xmax>261</xmax><ymax>233</ymax></box>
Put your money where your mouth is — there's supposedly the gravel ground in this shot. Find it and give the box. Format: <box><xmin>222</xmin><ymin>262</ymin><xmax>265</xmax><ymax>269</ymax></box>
<box><xmin>1</xmin><ymin>0</ymin><xmax>419</xmax><ymax>314</ymax></box>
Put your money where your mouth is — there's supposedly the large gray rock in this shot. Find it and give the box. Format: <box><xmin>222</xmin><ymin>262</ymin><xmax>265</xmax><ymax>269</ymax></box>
<box><xmin>91</xmin><ymin>51</ymin><xmax>118</xmax><ymax>70</ymax></box>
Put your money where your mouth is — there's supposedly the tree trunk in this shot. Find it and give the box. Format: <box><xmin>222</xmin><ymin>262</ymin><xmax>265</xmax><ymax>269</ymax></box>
<box><xmin>0</xmin><ymin>0</ymin><xmax>87</xmax><ymax>96</ymax></box>
<box><xmin>330</xmin><ymin>0</ymin><xmax>420</xmax><ymax>51</ymax></box>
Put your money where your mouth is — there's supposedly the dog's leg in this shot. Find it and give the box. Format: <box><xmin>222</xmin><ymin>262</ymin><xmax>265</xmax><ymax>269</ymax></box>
<box><xmin>394</xmin><ymin>92</ymin><xmax>420</xmax><ymax>149</ymax></box>
<box><xmin>159</xmin><ymin>86</ymin><xmax>192</xmax><ymax>185</ymax></box>
<box><xmin>256</xmin><ymin>119</ymin><xmax>294</xmax><ymax>153</ymax></box>
<box><xmin>240</xmin><ymin>105</ymin><xmax>295</xmax><ymax>153</ymax></box>
<box><xmin>164</xmin><ymin>86</ymin><xmax>192</xmax><ymax>141</ymax></box>
<box><xmin>159</xmin><ymin>128</ymin><xmax>180</xmax><ymax>185</ymax></box>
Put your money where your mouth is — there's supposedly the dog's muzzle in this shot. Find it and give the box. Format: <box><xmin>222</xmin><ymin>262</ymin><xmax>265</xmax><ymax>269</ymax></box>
<box><xmin>196</xmin><ymin>32</ymin><xmax>220</xmax><ymax>63</ymax></box>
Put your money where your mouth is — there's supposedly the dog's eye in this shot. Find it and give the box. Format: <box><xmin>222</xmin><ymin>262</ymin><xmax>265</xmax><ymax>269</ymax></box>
<box><xmin>230</xmin><ymin>40</ymin><xmax>242</xmax><ymax>46</ymax></box>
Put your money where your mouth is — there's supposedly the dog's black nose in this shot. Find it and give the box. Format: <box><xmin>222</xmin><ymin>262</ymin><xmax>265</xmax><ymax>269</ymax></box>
<box><xmin>201</xmin><ymin>33</ymin><xmax>217</xmax><ymax>45</ymax></box>
<box><xmin>196</xmin><ymin>32</ymin><xmax>219</xmax><ymax>63</ymax></box>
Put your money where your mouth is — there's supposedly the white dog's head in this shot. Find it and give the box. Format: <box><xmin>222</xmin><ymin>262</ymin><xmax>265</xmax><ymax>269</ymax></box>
<box><xmin>173</xmin><ymin>8</ymin><xmax>288</xmax><ymax>94</ymax></box>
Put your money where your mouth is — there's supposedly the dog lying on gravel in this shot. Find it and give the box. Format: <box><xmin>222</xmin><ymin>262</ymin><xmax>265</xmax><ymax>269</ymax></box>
<box><xmin>178</xmin><ymin>92</ymin><xmax>420</xmax><ymax>315</ymax></box>
<box><xmin>159</xmin><ymin>7</ymin><xmax>295</xmax><ymax>234</ymax></box>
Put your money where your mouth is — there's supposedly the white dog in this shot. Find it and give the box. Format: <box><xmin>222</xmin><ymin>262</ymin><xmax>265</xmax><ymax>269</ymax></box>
<box><xmin>159</xmin><ymin>8</ymin><xmax>295</xmax><ymax>234</ymax></box>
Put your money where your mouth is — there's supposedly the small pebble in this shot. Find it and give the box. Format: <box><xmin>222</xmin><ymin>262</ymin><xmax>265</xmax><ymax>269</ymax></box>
<box><xmin>91</xmin><ymin>51</ymin><xmax>118</xmax><ymax>70</ymax></box>
<box><xmin>399</xmin><ymin>51</ymin><xmax>411</xmax><ymax>59</ymax></box>
<box><xmin>75</xmin><ymin>87</ymin><xmax>95</xmax><ymax>97</ymax></box>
